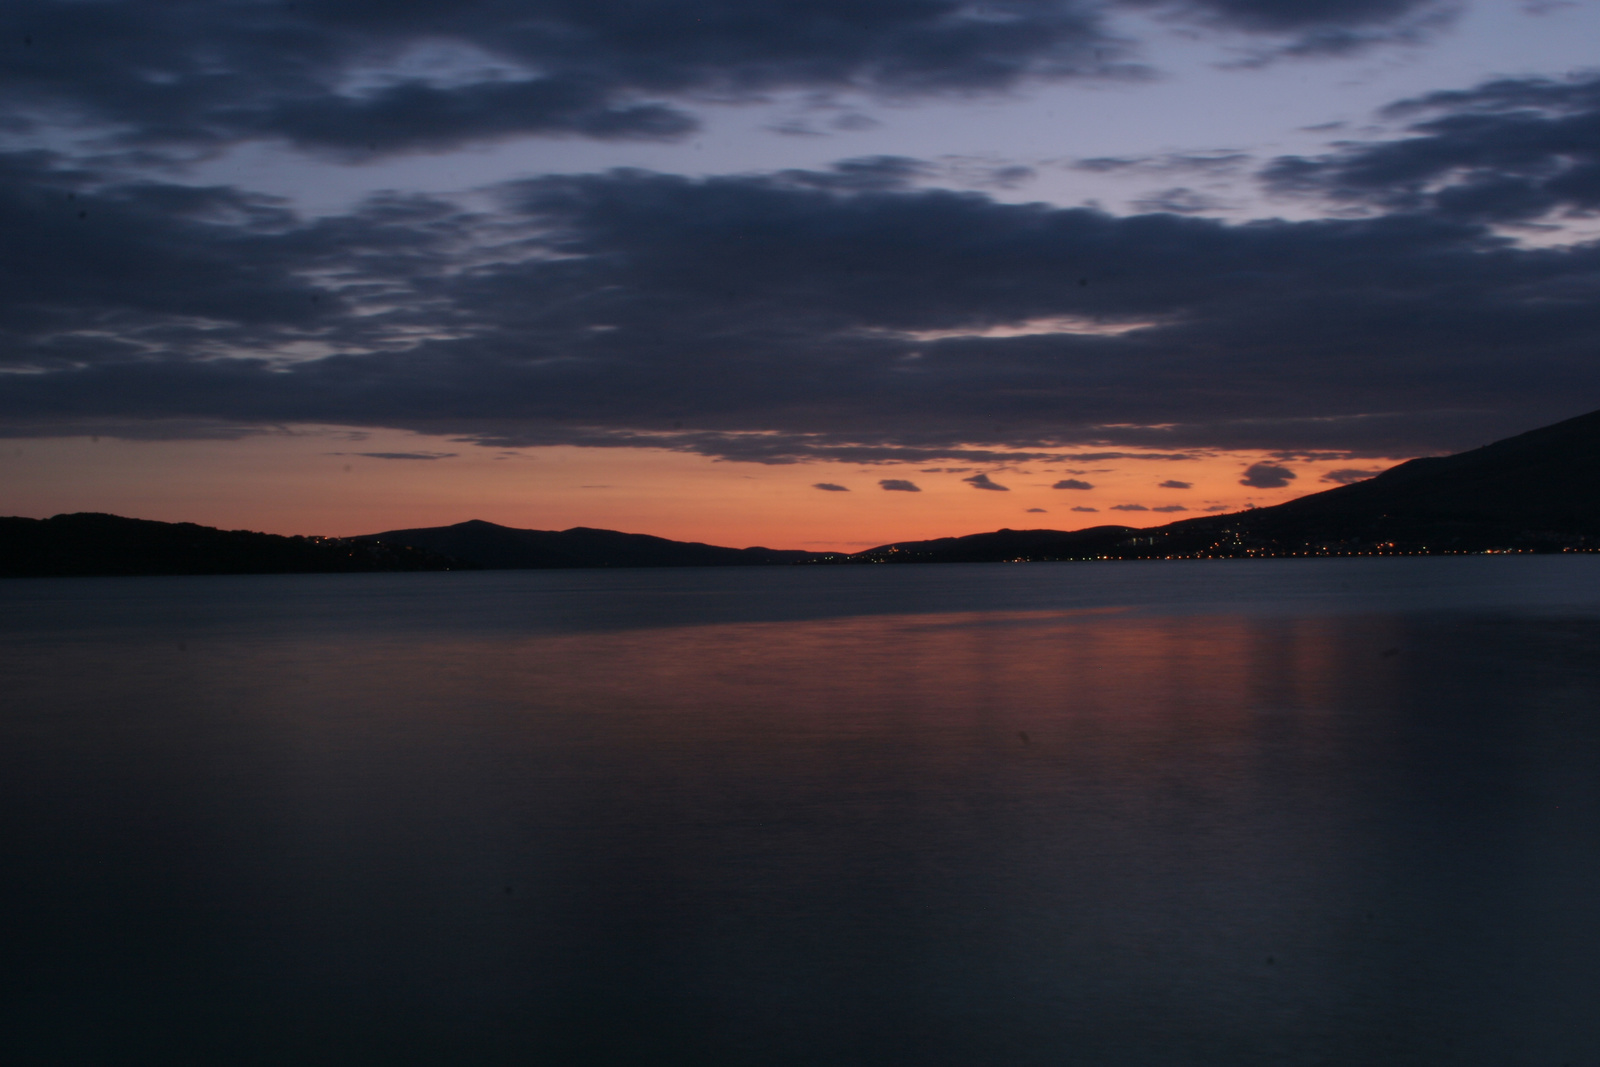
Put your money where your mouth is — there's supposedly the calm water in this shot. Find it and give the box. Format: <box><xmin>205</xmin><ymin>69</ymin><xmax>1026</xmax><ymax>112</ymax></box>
<box><xmin>4</xmin><ymin>558</ymin><xmax>1600</xmax><ymax>1066</ymax></box>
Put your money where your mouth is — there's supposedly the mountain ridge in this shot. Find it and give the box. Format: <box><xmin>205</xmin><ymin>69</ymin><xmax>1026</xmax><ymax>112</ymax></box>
<box><xmin>844</xmin><ymin>407</ymin><xmax>1600</xmax><ymax>563</ymax></box>
<box><xmin>0</xmin><ymin>512</ymin><xmax>463</xmax><ymax>578</ymax></box>
<box><xmin>9</xmin><ymin>407</ymin><xmax>1600</xmax><ymax>576</ymax></box>
<box><xmin>358</xmin><ymin>519</ymin><xmax>825</xmax><ymax>570</ymax></box>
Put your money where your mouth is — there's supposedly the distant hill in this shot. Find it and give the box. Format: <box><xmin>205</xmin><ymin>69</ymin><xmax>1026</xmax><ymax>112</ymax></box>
<box><xmin>1222</xmin><ymin>407</ymin><xmax>1600</xmax><ymax>535</ymax></box>
<box><xmin>361</xmin><ymin>519</ymin><xmax>826</xmax><ymax>569</ymax></box>
<box><xmin>845</xmin><ymin>408</ymin><xmax>1600</xmax><ymax>563</ymax></box>
<box><xmin>847</xmin><ymin>525</ymin><xmax>1137</xmax><ymax>564</ymax></box>
<box><xmin>12</xmin><ymin>409</ymin><xmax>1600</xmax><ymax>577</ymax></box>
<box><xmin>0</xmin><ymin>513</ymin><xmax>463</xmax><ymax>578</ymax></box>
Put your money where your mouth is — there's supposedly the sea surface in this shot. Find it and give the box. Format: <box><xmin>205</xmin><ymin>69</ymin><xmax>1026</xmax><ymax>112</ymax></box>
<box><xmin>4</xmin><ymin>558</ymin><xmax>1600</xmax><ymax>1066</ymax></box>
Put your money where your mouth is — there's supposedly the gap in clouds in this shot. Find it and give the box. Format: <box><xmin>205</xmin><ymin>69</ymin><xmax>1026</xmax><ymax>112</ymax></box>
<box><xmin>4</xmin><ymin>428</ymin><xmax>1392</xmax><ymax>550</ymax></box>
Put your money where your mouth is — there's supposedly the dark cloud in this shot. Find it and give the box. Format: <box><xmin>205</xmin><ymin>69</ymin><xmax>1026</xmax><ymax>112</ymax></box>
<box><xmin>332</xmin><ymin>451</ymin><xmax>457</xmax><ymax>460</ymax></box>
<box><xmin>0</xmin><ymin>1</ymin><xmax>1471</xmax><ymax>158</ymax></box>
<box><xmin>1071</xmin><ymin>506</ymin><xmax>1100</xmax><ymax>512</ymax></box>
<box><xmin>1026</xmin><ymin>507</ymin><xmax>1047</xmax><ymax>512</ymax></box>
<box><xmin>6</xmin><ymin>155</ymin><xmax>1600</xmax><ymax>463</ymax></box>
<box><xmin>1056</xmin><ymin>454</ymin><xmax>1200</xmax><ymax>462</ymax></box>
<box><xmin>934</xmin><ymin>158</ymin><xmax>1042</xmax><ymax>190</ymax></box>
<box><xmin>879</xmin><ymin>479</ymin><xmax>921</xmax><ymax>492</ymax></box>
<box><xmin>1110</xmin><ymin>503</ymin><xmax>1148</xmax><ymax>511</ymax></box>
<box><xmin>1133</xmin><ymin>0</ymin><xmax>1461</xmax><ymax>59</ymax></box>
<box><xmin>1073</xmin><ymin>150</ymin><xmax>1252</xmax><ymax>174</ymax></box>
<box><xmin>1263</xmin><ymin>72</ymin><xmax>1600</xmax><ymax>223</ymax></box>
<box><xmin>1150</xmin><ymin>504</ymin><xmax>1187</xmax><ymax>511</ymax></box>
<box><xmin>0</xmin><ymin>0</ymin><xmax>1119</xmax><ymax>157</ymax></box>
<box><xmin>1052</xmin><ymin>479</ymin><xmax>1095</xmax><ymax>489</ymax></box>
<box><xmin>963</xmin><ymin>472</ymin><xmax>1010</xmax><ymax>490</ymax></box>
<box><xmin>1269</xmin><ymin>450</ymin><xmax>1366</xmax><ymax>462</ymax></box>
<box><xmin>0</xmin><ymin>151</ymin><xmax>340</xmax><ymax>372</ymax></box>
<box><xmin>1202</xmin><ymin>504</ymin><xmax>1232</xmax><ymax>511</ymax></box>
<box><xmin>983</xmin><ymin>165</ymin><xmax>1039</xmax><ymax>189</ymax></box>
<box><xmin>1158</xmin><ymin>479</ymin><xmax>1191</xmax><ymax>488</ymax></box>
<box><xmin>1142</xmin><ymin>0</ymin><xmax>1451</xmax><ymax>33</ymax></box>
<box><xmin>831</xmin><ymin>113</ymin><xmax>882</xmax><ymax>132</ymax></box>
<box><xmin>1321</xmin><ymin>467</ymin><xmax>1383</xmax><ymax>484</ymax></box>
<box><xmin>812</xmin><ymin>482</ymin><xmax>850</xmax><ymax>491</ymax></box>
<box><xmin>775</xmin><ymin>155</ymin><xmax>936</xmax><ymax>192</ymax></box>
<box><xmin>1240</xmin><ymin>462</ymin><xmax>1296</xmax><ymax>488</ymax></box>
<box><xmin>766</xmin><ymin>119</ymin><xmax>828</xmax><ymax>138</ymax></box>
<box><xmin>1128</xmin><ymin>187</ymin><xmax>1226</xmax><ymax>214</ymax></box>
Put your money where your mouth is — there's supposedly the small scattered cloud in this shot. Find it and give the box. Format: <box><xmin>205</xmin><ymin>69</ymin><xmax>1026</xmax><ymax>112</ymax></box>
<box><xmin>1270</xmin><ymin>450</ymin><xmax>1369</xmax><ymax>462</ymax></box>
<box><xmin>1061</xmin><ymin>453</ymin><xmax>1199</xmax><ymax>462</ymax></box>
<box><xmin>1072</xmin><ymin>151</ymin><xmax>1251</xmax><ymax>175</ymax></box>
<box><xmin>984</xmin><ymin>164</ymin><xmax>1037</xmax><ymax>188</ymax></box>
<box><xmin>1071</xmin><ymin>506</ymin><xmax>1100</xmax><ymax>512</ymax></box>
<box><xmin>1240</xmin><ymin>462</ymin><xmax>1297</xmax><ymax>489</ymax></box>
<box><xmin>1151</xmin><ymin>504</ymin><xmax>1188</xmax><ymax>512</ymax></box>
<box><xmin>1321</xmin><ymin>468</ymin><xmax>1383</xmax><ymax>484</ymax></box>
<box><xmin>780</xmin><ymin>155</ymin><xmax>933</xmax><ymax>191</ymax></box>
<box><xmin>938</xmin><ymin>157</ymin><xmax>1039</xmax><ymax>189</ymax></box>
<box><xmin>1052</xmin><ymin>478</ymin><xmax>1094</xmax><ymax>490</ymax></box>
<box><xmin>1202</xmin><ymin>505</ymin><xmax>1232</xmax><ymax>512</ymax></box>
<box><xmin>1194</xmin><ymin>0</ymin><xmax>1462</xmax><ymax>64</ymax></box>
<box><xmin>327</xmin><ymin>451</ymin><xmax>457</xmax><ymax>461</ymax></box>
<box><xmin>1026</xmin><ymin>507</ymin><xmax>1047</xmax><ymax>513</ymax></box>
<box><xmin>1110</xmin><ymin>503</ymin><xmax>1149</xmax><ymax>511</ymax></box>
<box><xmin>831</xmin><ymin>113</ymin><xmax>881</xmax><ymax>132</ymax></box>
<box><xmin>768</xmin><ymin>119</ymin><xmax>825</xmax><ymax>137</ymax></box>
<box><xmin>964</xmin><ymin>473</ymin><xmax>1010</xmax><ymax>491</ymax></box>
<box><xmin>1158</xmin><ymin>479</ymin><xmax>1192</xmax><ymax>489</ymax></box>
<box><xmin>1129</xmin><ymin>187</ymin><xmax>1227</xmax><ymax>214</ymax></box>
<box><xmin>813</xmin><ymin>482</ymin><xmax>850</xmax><ymax>491</ymax></box>
<box><xmin>880</xmin><ymin>479</ymin><xmax>921</xmax><ymax>492</ymax></box>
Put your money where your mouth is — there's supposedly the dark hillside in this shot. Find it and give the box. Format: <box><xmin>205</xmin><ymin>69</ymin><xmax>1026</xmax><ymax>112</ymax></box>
<box><xmin>364</xmin><ymin>519</ymin><xmax>824</xmax><ymax>569</ymax></box>
<box><xmin>1148</xmin><ymin>407</ymin><xmax>1600</xmax><ymax>556</ymax></box>
<box><xmin>840</xmin><ymin>407</ymin><xmax>1600</xmax><ymax>563</ymax></box>
<box><xmin>851</xmin><ymin>526</ymin><xmax>1136</xmax><ymax>563</ymax></box>
<box><xmin>0</xmin><ymin>513</ymin><xmax>463</xmax><ymax>577</ymax></box>
<box><xmin>1253</xmin><ymin>408</ymin><xmax>1600</xmax><ymax>529</ymax></box>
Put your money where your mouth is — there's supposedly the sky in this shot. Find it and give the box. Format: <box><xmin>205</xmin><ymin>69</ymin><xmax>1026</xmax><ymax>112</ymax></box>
<box><xmin>5</xmin><ymin>0</ymin><xmax>1600</xmax><ymax>549</ymax></box>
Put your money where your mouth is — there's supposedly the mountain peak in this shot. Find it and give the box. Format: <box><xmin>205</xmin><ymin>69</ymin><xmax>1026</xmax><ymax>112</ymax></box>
<box><xmin>362</xmin><ymin>521</ymin><xmax>825</xmax><ymax>570</ymax></box>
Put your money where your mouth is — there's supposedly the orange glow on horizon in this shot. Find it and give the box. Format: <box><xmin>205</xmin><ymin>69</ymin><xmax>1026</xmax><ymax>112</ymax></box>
<box><xmin>1</xmin><ymin>427</ymin><xmax>1404</xmax><ymax>552</ymax></box>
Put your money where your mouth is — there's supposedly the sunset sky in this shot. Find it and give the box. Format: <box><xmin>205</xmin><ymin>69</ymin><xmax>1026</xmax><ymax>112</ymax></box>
<box><xmin>5</xmin><ymin>0</ymin><xmax>1600</xmax><ymax>549</ymax></box>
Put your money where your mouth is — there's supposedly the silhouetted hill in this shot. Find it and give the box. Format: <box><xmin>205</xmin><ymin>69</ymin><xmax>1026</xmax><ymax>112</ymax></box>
<box><xmin>363</xmin><ymin>519</ymin><xmax>826</xmax><ymax>569</ymax></box>
<box><xmin>0</xmin><ymin>513</ymin><xmax>465</xmax><ymax>578</ymax></box>
<box><xmin>13</xmin><ymin>409</ymin><xmax>1600</xmax><ymax>577</ymax></box>
<box><xmin>851</xmin><ymin>525</ymin><xmax>1137</xmax><ymax>563</ymax></box>
<box><xmin>1231</xmin><ymin>408</ymin><xmax>1600</xmax><ymax>532</ymax></box>
<box><xmin>842</xmin><ymin>408</ymin><xmax>1600</xmax><ymax>563</ymax></box>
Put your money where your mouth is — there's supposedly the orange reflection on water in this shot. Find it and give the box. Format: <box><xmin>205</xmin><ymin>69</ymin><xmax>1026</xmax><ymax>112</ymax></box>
<box><xmin>18</xmin><ymin>587</ymin><xmax>1594</xmax><ymax>1064</ymax></box>
<box><xmin>245</xmin><ymin>606</ymin><xmax>1400</xmax><ymax>825</ymax></box>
